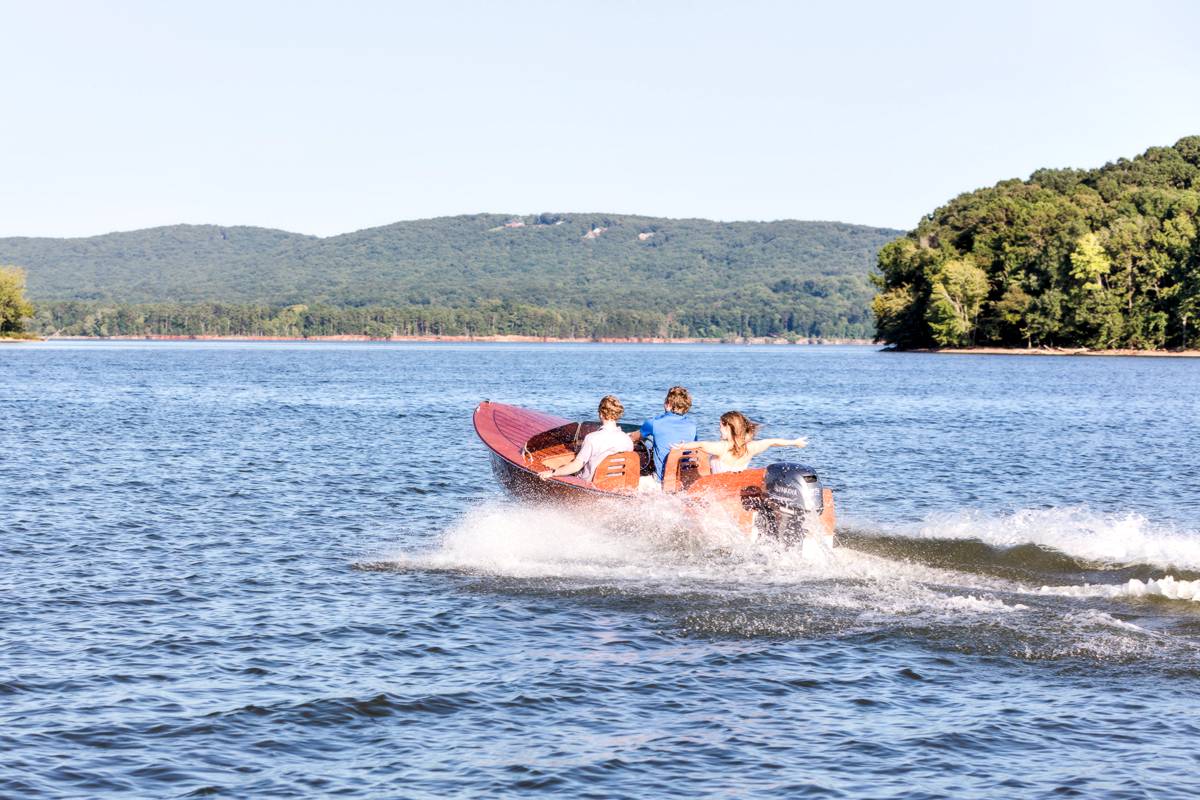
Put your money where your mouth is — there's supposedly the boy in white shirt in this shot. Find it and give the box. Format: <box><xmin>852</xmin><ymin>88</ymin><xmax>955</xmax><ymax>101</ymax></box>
<box><xmin>538</xmin><ymin>395</ymin><xmax>634</xmax><ymax>482</ymax></box>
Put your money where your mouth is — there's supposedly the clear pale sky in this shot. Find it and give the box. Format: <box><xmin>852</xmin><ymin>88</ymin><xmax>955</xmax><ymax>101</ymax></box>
<box><xmin>2</xmin><ymin>0</ymin><xmax>1199</xmax><ymax>238</ymax></box>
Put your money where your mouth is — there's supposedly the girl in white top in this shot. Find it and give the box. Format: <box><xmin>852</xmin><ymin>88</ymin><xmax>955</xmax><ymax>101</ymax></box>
<box><xmin>539</xmin><ymin>395</ymin><xmax>634</xmax><ymax>482</ymax></box>
<box><xmin>672</xmin><ymin>410</ymin><xmax>806</xmax><ymax>474</ymax></box>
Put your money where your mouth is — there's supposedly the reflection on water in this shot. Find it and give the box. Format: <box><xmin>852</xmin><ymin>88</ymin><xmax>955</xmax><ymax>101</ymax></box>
<box><xmin>2</xmin><ymin>341</ymin><xmax>1199</xmax><ymax>798</ymax></box>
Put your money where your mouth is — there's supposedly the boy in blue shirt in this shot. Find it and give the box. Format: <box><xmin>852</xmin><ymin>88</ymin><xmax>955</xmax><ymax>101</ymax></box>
<box><xmin>638</xmin><ymin>386</ymin><xmax>698</xmax><ymax>481</ymax></box>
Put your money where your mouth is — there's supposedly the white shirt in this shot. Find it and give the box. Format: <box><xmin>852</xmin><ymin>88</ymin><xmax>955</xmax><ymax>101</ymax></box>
<box><xmin>577</xmin><ymin>424</ymin><xmax>634</xmax><ymax>481</ymax></box>
<box><xmin>709</xmin><ymin>452</ymin><xmax>749</xmax><ymax>474</ymax></box>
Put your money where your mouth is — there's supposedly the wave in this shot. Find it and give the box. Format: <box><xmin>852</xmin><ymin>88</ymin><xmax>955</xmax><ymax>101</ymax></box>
<box><xmin>386</xmin><ymin>500</ymin><xmax>1200</xmax><ymax>600</ymax></box>
<box><xmin>852</xmin><ymin>506</ymin><xmax>1200</xmax><ymax>575</ymax></box>
<box><xmin>387</xmin><ymin>496</ymin><xmax>993</xmax><ymax>590</ymax></box>
<box><xmin>1039</xmin><ymin>575</ymin><xmax>1200</xmax><ymax>603</ymax></box>
<box><xmin>380</xmin><ymin>501</ymin><xmax>1058</xmax><ymax>618</ymax></box>
<box><xmin>375</xmin><ymin>500</ymin><xmax>1200</xmax><ymax>663</ymax></box>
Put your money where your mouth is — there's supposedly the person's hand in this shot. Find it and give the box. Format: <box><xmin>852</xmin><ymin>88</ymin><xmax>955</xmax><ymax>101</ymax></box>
<box><xmin>538</xmin><ymin>469</ymin><xmax>555</xmax><ymax>481</ymax></box>
<box><xmin>793</xmin><ymin>437</ymin><xmax>808</xmax><ymax>447</ymax></box>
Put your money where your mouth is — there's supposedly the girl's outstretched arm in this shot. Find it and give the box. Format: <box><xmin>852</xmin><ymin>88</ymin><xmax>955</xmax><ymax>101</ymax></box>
<box><xmin>747</xmin><ymin>437</ymin><xmax>807</xmax><ymax>456</ymax></box>
<box><xmin>670</xmin><ymin>440</ymin><xmax>726</xmax><ymax>456</ymax></box>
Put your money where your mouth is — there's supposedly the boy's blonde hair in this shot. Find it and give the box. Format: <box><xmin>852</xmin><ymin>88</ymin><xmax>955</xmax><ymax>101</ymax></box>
<box><xmin>598</xmin><ymin>395</ymin><xmax>625</xmax><ymax>421</ymax></box>
<box><xmin>664</xmin><ymin>386</ymin><xmax>691</xmax><ymax>414</ymax></box>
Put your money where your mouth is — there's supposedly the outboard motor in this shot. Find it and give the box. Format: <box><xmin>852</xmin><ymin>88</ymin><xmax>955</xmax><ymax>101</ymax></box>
<box><xmin>758</xmin><ymin>462</ymin><xmax>825</xmax><ymax>545</ymax></box>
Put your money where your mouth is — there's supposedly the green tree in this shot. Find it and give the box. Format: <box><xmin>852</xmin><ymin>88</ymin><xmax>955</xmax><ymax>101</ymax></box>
<box><xmin>0</xmin><ymin>266</ymin><xmax>35</xmax><ymax>335</ymax></box>
<box><xmin>1069</xmin><ymin>232</ymin><xmax>1112</xmax><ymax>290</ymax></box>
<box><xmin>1026</xmin><ymin>289</ymin><xmax>1065</xmax><ymax>347</ymax></box>
<box><xmin>1171</xmin><ymin>259</ymin><xmax>1200</xmax><ymax>348</ymax></box>
<box><xmin>873</xmin><ymin>135</ymin><xmax>1200</xmax><ymax>350</ymax></box>
<box><xmin>871</xmin><ymin>285</ymin><xmax>920</xmax><ymax>346</ymax></box>
<box><xmin>924</xmin><ymin>257</ymin><xmax>989</xmax><ymax>346</ymax></box>
<box><xmin>993</xmin><ymin>283</ymin><xmax>1034</xmax><ymax>347</ymax></box>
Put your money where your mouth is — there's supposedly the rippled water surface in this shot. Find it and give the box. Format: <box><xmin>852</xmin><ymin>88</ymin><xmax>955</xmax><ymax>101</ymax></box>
<box><xmin>3</xmin><ymin>341</ymin><xmax>1200</xmax><ymax>798</ymax></box>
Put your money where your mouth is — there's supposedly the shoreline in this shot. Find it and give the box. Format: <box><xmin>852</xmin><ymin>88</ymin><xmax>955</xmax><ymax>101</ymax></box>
<box><xmin>40</xmin><ymin>334</ymin><xmax>876</xmax><ymax>345</ymax></box>
<box><xmin>900</xmin><ymin>346</ymin><xmax>1200</xmax><ymax>358</ymax></box>
<box><xmin>12</xmin><ymin>336</ymin><xmax>1198</xmax><ymax>356</ymax></box>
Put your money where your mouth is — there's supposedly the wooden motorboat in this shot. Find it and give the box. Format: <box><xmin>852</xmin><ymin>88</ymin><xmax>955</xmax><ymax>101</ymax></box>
<box><xmin>473</xmin><ymin>401</ymin><xmax>836</xmax><ymax>541</ymax></box>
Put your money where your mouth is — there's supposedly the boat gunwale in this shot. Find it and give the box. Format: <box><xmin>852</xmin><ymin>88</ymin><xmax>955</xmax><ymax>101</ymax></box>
<box><xmin>473</xmin><ymin>401</ymin><xmax>624</xmax><ymax>499</ymax></box>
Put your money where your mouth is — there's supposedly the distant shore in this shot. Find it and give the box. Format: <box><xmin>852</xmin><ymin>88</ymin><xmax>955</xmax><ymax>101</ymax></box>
<box><xmin>43</xmin><ymin>334</ymin><xmax>876</xmax><ymax>345</ymax></box>
<box><xmin>901</xmin><ymin>346</ymin><xmax>1200</xmax><ymax>358</ymax></box>
<box><xmin>15</xmin><ymin>337</ymin><xmax>1200</xmax><ymax>356</ymax></box>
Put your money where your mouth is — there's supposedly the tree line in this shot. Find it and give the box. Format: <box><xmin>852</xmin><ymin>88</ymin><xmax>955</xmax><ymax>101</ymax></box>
<box><xmin>1</xmin><ymin>214</ymin><xmax>895</xmax><ymax>340</ymax></box>
<box><xmin>28</xmin><ymin>300</ymin><xmax>871</xmax><ymax>340</ymax></box>
<box><xmin>873</xmin><ymin>136</ymin><xmax>1200</xmax><ymax>349</ymax></box>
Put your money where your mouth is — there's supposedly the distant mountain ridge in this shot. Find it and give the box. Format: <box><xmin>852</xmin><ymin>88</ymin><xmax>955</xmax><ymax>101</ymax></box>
<box><xmin>1</xmin><ymin>213</ymin><xmax>901</xmax><ymax>339</ymax></box>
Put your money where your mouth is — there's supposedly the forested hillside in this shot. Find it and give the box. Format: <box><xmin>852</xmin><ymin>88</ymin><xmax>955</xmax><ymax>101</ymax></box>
<box><xmin>0</xmin><ymin>215</ymin><xmax>898</xmax><ymax>339</ymax></box>
<box><xmin>873</xmin><ymin>136</ymin><xmax>1200</xmax><ymax>350</ymax></box>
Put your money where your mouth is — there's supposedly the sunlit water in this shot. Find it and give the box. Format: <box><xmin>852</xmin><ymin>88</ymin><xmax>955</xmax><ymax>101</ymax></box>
<box><xmin>3</xmin><ymin>341</ymin><xmax>1199</xmax><ymax>798</ymax></box>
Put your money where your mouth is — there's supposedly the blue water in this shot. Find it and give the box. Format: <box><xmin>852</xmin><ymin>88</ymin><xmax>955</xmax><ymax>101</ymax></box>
<box><xmin>3</xmin><ymin>341</ymin><xmax>1199</xmax><ymax>798</ymax></box>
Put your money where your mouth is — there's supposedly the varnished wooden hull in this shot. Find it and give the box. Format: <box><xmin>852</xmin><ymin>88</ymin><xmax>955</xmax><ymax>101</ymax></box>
<box><xmin>474</xmin><ymin>401</ymin><xmax>615</xmax><ymax>503</ymax></box>
<box><xmin>487</xmin><ymin>450</ymin><xmax>609</xmax><ymax>502</ymax></box>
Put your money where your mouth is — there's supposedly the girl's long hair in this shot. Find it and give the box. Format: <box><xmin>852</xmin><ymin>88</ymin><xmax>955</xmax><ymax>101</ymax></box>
<box><xmin>720</xmin><ymin>411</ymin><xmax>759</xmax><ymax>458</ymax></box>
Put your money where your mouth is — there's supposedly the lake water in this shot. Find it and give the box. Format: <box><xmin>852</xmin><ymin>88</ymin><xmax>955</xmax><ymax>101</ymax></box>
<box><xmin>3</xmin><ymin>341</ymin><xmax>1199</xmax><ymax>798</ymax></box>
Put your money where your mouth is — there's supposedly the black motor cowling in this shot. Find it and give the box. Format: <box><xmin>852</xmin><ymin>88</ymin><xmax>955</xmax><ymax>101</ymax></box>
<box><xmin>757</xmin><ymin>462</ymin><xmax>825</xmax><ymax>544</ymax></box>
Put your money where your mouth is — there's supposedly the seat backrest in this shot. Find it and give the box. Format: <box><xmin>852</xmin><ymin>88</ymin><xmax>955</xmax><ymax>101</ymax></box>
<box><xmin>686</xmin><ymin>468</ymin><xmax>766</xmax><ymax>498</ymax></box>
<box><xmin>591</xmin><ymin>451</ymin><xmax>640</xmax><ymax>493</ymax></box>
<box><xmin>662</xmin><ymin>446</ymin><xmax>711</xmax><ymax>493</ymax></box>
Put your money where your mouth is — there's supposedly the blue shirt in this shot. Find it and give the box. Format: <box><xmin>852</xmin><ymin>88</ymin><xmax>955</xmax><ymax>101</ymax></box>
<box><xmin>640</xmin><ymin>412</ymin><xmax>698</xmax><ymax>480</ymax></box>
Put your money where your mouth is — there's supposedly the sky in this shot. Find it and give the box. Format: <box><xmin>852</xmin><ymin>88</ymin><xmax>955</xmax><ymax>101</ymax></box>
<box><xmin>2</xmin><ymin>0</ymin><xmax>1199</xmax><ymax>238</ymax></box>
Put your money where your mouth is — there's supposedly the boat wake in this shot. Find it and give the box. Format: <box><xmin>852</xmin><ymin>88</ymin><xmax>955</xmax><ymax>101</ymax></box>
<box><xmin>373</xmin><ymin>499</ymin><xmax>1200</xmax><ymax>665</ymax></box>
<box><xmin>883</xmin><ymin>506</ymin><xmax>1200</xmax><ymax>572</ymax></box>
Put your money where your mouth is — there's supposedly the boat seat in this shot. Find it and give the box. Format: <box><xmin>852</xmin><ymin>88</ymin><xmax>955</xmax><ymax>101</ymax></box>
<box><xmin>591</xmin><ymin>451</ymin><xmax>640</xmax><ymax>493</ymax></box>
<box><xmin>662</xmin><ymin>446</ymin><xmax>711</xmax><ymax>493</ymax></box>
<box><xmin>687</xmin><ymin>468</ymin><xmax>766</xmax><ymax>498</ymax></box>
<box><xmin>539</xmin><ymin>453</ymin><xmax>575</xmax><ymax>470</ymax></box>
